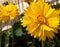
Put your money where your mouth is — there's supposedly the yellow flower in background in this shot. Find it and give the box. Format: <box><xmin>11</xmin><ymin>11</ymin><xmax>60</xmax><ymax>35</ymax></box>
<box><xmin>0</xmin><ymin>4</ymin><xmax>19</xmax><ymax>23</ymax></box>
<box><xmin>21</xmin><ymin>1</ymin><xmax>59</xmax><ymax>41</ymax></box>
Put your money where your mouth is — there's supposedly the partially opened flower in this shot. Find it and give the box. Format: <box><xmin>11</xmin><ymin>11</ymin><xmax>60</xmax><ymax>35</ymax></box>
<box><xmin>0</xmin><ymin>3</ymin><xmax>19</xmax><ymax>23</ymax></box>
<box><xmin>21</xmin><ymin>1</ymin><xmax>59</xmax><ymax>41</ymax></box>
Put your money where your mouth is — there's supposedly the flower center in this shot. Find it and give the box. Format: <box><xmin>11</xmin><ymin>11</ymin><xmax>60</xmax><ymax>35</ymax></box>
<box><xmin>37</xmin><ymin>15</ymin><xmax>46</xmax><ymax>24</ymax></box>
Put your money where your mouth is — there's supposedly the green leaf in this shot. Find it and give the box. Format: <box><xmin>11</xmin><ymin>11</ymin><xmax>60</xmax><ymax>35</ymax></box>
<box><xmin>15</xmin><ymin>28</ymin><xmax>23</xmax><ymax>36</ymax></box>
<box><xmin>13</xmin><ymin>21</ymin><xmax>24</xmax><ymax>36</ymax></box>
<box><xmin>3</xmin><ymin>29</ymin><xmax>12</xmax><ymax>37</ymax></box>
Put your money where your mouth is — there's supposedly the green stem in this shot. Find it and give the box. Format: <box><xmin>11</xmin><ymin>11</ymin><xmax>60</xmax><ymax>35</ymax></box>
<box><xmin>11</xmin><ymin>21</ymin><xmax>14</xmax><ymax>47</ymax></box>
<box><xmin>0</xmin><ymin>20</ymin><xmax>2</xmax><ymax>47</ymax></box>
<box><xmin>5</xmin><ymin>23</ymin><xmax>9</xmax><ymax>47</ymax></box>
<box><xmin>32</xmin><ymin>38</ymin><xmax>35</xmax><ymax>47</ymax></box>
<box><xmin>5</xmin><ymin>33</ymin><xmax>9</xmax><ymax>47</ymax></box>
<box><xmin>12</xmin><ymin>28</ymin><xmax>14</xmax><ymax>47</ymax></box>
<box><xmin>42</xmin><ymin>41</ymin><xmax>44</xmax><ymax>47</ymax></box>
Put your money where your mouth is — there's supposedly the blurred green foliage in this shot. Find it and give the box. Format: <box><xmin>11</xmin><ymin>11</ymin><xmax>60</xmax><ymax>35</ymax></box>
<box><xmin>1</xmin><ymin>18</ymin><xmax>60</xmax><ymax>47</ymax></box>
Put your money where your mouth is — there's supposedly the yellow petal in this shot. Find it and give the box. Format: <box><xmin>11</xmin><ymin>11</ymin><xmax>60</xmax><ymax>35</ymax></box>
<box><xmin>42</xmin><ymin>24</ymin><xmax>53</xmax><ymax>31</ymax></box>
<box><xmin>44</xmin><ymin>3</ymin><xmax>50</xmax><ymax>15</ymax></box>
<box><xmin>47</xmin><ymin>17</ymin><xmax>59</xmax><ymax>28</ymax></box>
<box><xmin>46</xmin><ymin>8</ymin><xmax>55</xmax><ymax>18</ymax></box>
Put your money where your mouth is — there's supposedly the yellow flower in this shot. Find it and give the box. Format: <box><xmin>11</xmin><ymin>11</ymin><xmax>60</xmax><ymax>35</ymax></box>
<box><xmin>0</xmin><ymin>4</ymin><xmax>19</xmax><ymax>23</ymax></box>
<box><xmin>21</xmin><ymin>1</ymin><xmax>59</xmax><ymax>41</ymax></box>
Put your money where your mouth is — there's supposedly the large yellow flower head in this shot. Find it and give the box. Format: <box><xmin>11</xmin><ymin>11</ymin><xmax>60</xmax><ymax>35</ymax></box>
<box><xmin>21</xmin><ymin>1</ymin><xmax>59</xmax><ymax>41</ymax></box>
<box><xmin>0</xmin><ymin>4</ymin><xmax>19</xmax><ymax>23</ymax></box>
